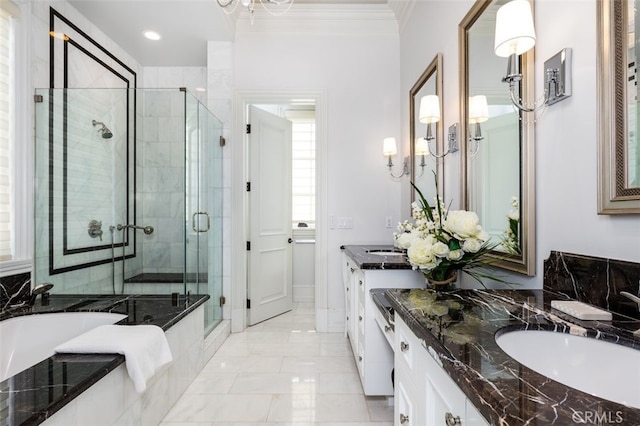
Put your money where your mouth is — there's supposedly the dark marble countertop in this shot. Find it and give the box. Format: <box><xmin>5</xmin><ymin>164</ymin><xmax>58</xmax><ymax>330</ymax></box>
<box><xmin>385</xmin><ymin>288</ymin><xmax>640</xmax><ymax>425</ymax></box>
<box><xmin>1</xmin><ymin>294</ymin><xmax>209</xmax><ymax>426</ymax></box>
<box><xmin>341</xmin><ymin>244</ymin><xmax>413</xmax><ymax>270</ymax></box>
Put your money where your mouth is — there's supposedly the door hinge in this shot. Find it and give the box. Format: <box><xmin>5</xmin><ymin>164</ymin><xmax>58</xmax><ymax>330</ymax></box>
<box><xmin>246</xmin><ymin>124</ymin><xmax>251</xmax><ymax>134</ymax></box>
<box><xmin>219</xmin><ymin>295</ymin><xmax>226</xmax><ymax>306</ymax></box>
<box><xmin>246</xmin><ymin>241</ymin><xmax>251</xmax><ymax>251</ymax></box>
<box><xmin>34</xmin><ymin>95</ymin><xmax>43</xmax><ymax>103</ymax></box>
<box><xmin>247</xmin><ymin>299</ymin><xmax>251</xmax><ymax>309</ymax></box>
<box><xmin>246</xmin><ymin>182</ymin><xmax>251</xmax><ymax>192</ymax></box>
<box><xmin>219</xmin><ymin>135</ymin><xmax>226</xmax><ymax>147</ymax></box>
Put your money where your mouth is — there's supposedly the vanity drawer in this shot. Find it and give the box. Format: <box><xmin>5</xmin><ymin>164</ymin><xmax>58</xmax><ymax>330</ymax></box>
<box><xmin>395</xmin><ymin>314</ymin><xmax>425</xmax><ymax>375</ymax></box>
<box><xmin>373</xmin><ymin>305</ymin><xmax>394</xmax><ymax>349</ymax></box>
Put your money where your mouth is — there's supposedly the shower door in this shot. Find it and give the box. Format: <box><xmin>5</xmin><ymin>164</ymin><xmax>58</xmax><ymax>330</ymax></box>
<box><xmin>184</xmin><ymin>92</ymin><xmax>223</xmax><ymax>334</ymax></box>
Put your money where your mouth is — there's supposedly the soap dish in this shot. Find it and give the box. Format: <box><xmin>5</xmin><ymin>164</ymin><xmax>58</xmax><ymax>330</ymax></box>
<box><xmin>550</xmin><ymin>300</ymin><xmax>613</xmax><ymax>321</ymax></box>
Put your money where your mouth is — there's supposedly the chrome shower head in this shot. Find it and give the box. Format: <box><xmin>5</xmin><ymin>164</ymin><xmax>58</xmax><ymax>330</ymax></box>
<box><xmin>92</xmin><ymin>119</ymin><xmax>113</xmax><ymax>139</ymax></box>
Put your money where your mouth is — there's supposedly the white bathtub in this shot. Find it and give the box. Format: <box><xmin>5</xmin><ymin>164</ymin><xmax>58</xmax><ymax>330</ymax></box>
<box><xmin>0</xmin><ymin>312</ymin><xmax>127</xmax><ymax>382</ymax></box>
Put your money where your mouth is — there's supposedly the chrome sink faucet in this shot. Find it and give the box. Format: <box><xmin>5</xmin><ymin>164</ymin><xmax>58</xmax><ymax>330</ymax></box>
<box><xmin>620</xmin><ymin>291</ymin><xmax>640</xmax><ymax>310</ymax></box>
<box><xmin>620</xmin><ymin>291</ymin><xmax>640</xmax><ymax>337</ymax></box>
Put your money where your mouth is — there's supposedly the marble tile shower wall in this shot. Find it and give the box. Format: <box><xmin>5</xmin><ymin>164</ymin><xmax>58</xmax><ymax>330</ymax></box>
<box><xmin>544</xmin><ymin>251</ymin><xmax>640</xmax><ymax>318</ymax></box>
<box><xmin>27</xmin><ymin>0</ymin><xmax>144</xmax><ymax>295</ymax></box>
<box><xmin>34</xmin><ymin>88</ymin><xmax>132</xmax><ymax>295</ymax></box>
<box><xmin>139</xmin><ymin>91</ymin><xmax>186</xmax><ymax>277</ymax></box>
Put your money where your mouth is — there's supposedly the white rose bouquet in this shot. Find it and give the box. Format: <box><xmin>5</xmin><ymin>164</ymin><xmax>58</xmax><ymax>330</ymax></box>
<box><xmin>501</xmin><ymin>197</ymin><xmax>521</xmax><ymax>255</ymax></box>
<box><xmin>393</xmin><ymin>181</ymin><xmax>497</xmax><ymax>286</ymax></box>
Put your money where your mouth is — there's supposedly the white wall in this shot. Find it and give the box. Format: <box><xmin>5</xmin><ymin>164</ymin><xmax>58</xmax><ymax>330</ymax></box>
<box><xmin>233</xmin><ymin>8</ymin><xmax>403</xmax><ymax>330</ymax></box>
<box><xmin>142</xmin><ymin>67</ymin><xmax>207</xmax><ymax>103</ymax></box>
<box><xmin>399</xmin><ymin>0</ymin><xmax>640</xmax><ymax>288</ymax></box>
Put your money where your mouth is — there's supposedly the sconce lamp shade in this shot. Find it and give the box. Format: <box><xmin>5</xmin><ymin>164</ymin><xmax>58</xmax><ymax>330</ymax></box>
<box><xmin>469</xmin><ymin>95</ymin><xmax>489</xmax><ymax>124</ymax></box>
<box><xmin>383</xmin><ymin>137</ymin><xmax>397</xmax><ymax>156</ymax></box>
<box><xmin>494</xmin><ymin>0</ymin><xmax>536</xmax><ymax>57</ymax></box>
<box><xmin>415</xmin><ymin>137</ymin><xmax>429</xmax><ymax>156</ymax></box>
<box><xmin>419</xmin><ymin>95</ymin><xmax>440</xmax><ymax>124</ymax></box>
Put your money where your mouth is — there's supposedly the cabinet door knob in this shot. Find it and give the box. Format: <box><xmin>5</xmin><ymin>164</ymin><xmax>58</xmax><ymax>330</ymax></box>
<box><xmin>384</xmin><ymin>325</ymin><xmax>391</xmax><ymax>332</ymax></box>
<box><xmin>445</xmin><ymin>412</ymin><xmax>461</xmax><ymax>425</ymax></box>
<box><xmin>359</xmin><ymin>280</ymin><xmax>363</xmax><ymax>286</ymax></box>
<box><xmin>400</xmin><ymin>341</ymin><xmax>409</xmax><ymax>352</ymax></box>
<box><xmin>350</xmin><ymin>268</ymin><xmax>355</xmax><ymax>273</ymax></box>
<box><xmin>359</xmin><ymin>315</ymin><xmax>363</xmax><ymax>321</ymax></box>
<box><xmin>400</xmin><ymin>413</ymin><xmax>409</xmax><ymax>424</ymax></box>
<box><xmin>358</xmin><ymin>355</ymin><xmax>363</xmax><ymax>362</ymax></box>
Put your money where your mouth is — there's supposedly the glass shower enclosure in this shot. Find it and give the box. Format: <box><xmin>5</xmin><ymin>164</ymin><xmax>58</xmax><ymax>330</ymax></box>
<box><xmin>33</xmin><ymin>88</ymin><xmax>223</xmax><ymax>335</ymax></box>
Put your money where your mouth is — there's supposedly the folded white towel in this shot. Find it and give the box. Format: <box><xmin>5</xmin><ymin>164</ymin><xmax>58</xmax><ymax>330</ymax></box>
<box><xmin>54</xmin><ymin>324</ymin><xmax>172</xmax><ymax>393</ymax></box>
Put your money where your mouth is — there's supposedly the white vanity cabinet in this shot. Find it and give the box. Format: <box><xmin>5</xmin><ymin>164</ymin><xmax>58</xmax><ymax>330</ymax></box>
<box><xmin>341</xmin><ymin>251</ymin><xmax>423</xmax><ymax>396</ymax></box>
<box><xmin>394</xmin><ymin>315</ymin><xmax>489</xmax><ymax>426</ymax></box>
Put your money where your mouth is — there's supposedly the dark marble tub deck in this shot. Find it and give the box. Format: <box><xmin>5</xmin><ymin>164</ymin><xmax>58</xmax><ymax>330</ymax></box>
<box><xmin>0</xmin><ymin>293</ymin><xmax>209</xmax><ymax>426</ymax></box>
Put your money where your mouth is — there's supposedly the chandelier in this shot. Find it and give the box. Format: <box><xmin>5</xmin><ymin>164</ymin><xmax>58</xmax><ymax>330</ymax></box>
<box><xmin>216</xmin><ymin>0</ymin><xmax>293</xmax><ymax>20</ymax></box>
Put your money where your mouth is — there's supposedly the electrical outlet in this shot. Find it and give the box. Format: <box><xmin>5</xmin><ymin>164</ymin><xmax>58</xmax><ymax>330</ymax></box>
<box><xmin>385</xmin><ymin>216</ymin><xmax>393</xmax><ymax>228</ymax></box>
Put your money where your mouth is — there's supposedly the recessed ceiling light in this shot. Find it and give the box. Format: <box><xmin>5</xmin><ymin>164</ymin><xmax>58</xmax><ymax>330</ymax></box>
<box><xmin>143</xmin><ymin>31</ymin><xmax>161</xmax><ymax>41</ymax></box>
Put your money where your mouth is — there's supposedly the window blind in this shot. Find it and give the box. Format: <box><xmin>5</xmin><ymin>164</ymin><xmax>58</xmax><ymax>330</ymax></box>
<box><xmin>288</xmin><ymin>113</ymin><xmax>316</xmax><ymax>225</ymax></box>
<box><xmin>0</xmin><ymin>1</ymin><xmax>18</xmax><ymax>261</ymax></box>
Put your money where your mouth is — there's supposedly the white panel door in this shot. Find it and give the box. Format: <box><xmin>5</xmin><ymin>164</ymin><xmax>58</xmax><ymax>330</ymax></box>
<box><xmin>248</xmin><ymin>105</ymin><xmax>293</xmax><ymax>325</ymax></box>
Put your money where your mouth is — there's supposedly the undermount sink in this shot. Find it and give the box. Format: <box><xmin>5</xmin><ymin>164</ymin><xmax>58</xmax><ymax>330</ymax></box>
<box><xmin>366</xmin><ymin>250</ymin><xmax>405</xmax><ymax>256</ymax></box>
<box><xmin>496</xmin><ymin>329</ymin><xmax>640</xmax><ymax>409</ymax></box>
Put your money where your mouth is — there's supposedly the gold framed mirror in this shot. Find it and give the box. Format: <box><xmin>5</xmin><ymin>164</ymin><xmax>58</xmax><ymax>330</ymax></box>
<box><xmin>459</xmin><ymin>0</ymin><xmax>536</xmax><ymax>276</ymax></box>
<box><xmin>410</xmin><ymin>54</ymin><xmax>444</xmax><ymax>203</ymax></box>
<box><xmin>597</xmin><ymin>0</ymin><xmax>640</xmax><ymax>214</ymax></box>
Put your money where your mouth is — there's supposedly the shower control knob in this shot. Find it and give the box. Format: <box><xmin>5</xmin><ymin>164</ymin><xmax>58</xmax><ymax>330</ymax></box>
<box><xmin>88</xmin><ymin>220</ymin><xmax>103</xmax><ymax>241</ymax></box>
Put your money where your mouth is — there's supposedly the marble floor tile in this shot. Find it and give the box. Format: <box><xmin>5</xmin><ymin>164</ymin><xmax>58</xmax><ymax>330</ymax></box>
<box><xmin>201</xmin><ymin>355</ymin><xmax>284</xmax><ymax>373</ymax></box>
<box><xmin>183</xmin><ymin>372</ymin><xmax>238</xmax><ymax>395</ymax></box>
<box><xmin>267</xmin><ymin>394</ymin><xmax>371</xmax><ymax>422</ymax></box>
<box><xmin>229</xmin><ymin>372</ymin><xmax>319</xmax><ymax>394</ymax></box>
<box><xmin>318</xmin><ymin>373</ymin><xmax>365</xmax><ymax>394</ymax></box>
<box><xmin>161</xmin><ymin>304</ymin><xmax>393</xmax><ymax>426</ymax></box>
<box><xmin>163</xmin><ymin>394</ymin><xmax>272</xmax><ymax>422</ymax></box>
<box><xmin>280</xmin><ymin>355</ymin><xmax>357</xmax><ymax>374</ymax></box>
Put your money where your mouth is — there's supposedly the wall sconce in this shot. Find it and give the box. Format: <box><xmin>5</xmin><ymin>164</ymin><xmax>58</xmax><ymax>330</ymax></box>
<box><xmin>383</xmin><ymin>137</ymin><xmax>409</xmax><ymax>178</ymax></box>
<box><xmin>494</xmin><ymin>0</ymin><xmax>572</xmax><ymax>112</ymax></box>
<box><xmin>418</xmin><ymin>95</ymin><xmax>458</xmax><ymax>158</ymax></box>
<box><xmin>415</xmin><ymin>136</ymin><xmax>430</xmax><ymax>175</ymax></box>
<box><xmin>468</xmin><ymin>95</ymin><xmax>488</xmax><ymax>156</ymax></box>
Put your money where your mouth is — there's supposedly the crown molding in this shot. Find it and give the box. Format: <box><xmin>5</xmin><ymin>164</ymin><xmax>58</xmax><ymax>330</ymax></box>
<box><xmin>235</xmin><ymin>3</ymin><xmax>399</xmax><ymax>35</ymax></box>
<box><xmin>387</xmin><ymin>0</ymin><xmax>415</xmax><ymax>31</ymax></box>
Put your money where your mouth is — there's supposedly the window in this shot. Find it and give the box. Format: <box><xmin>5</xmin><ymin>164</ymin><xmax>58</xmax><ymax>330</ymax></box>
<box><xmin>287</xmin><ymin>110</ymin><xmax>316</xmax><ymax>226</ymax></box>
<box><xmin>0</xmin><ymin>1</ymin><xmax>19</xmax><ymax>262</ymax></box>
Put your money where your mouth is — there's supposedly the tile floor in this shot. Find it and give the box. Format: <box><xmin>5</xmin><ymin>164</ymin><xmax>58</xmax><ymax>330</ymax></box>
<box><xmin>160</xmin><ymin>303</ymin><xmax>394</xmax><ymax>426</ymax></box>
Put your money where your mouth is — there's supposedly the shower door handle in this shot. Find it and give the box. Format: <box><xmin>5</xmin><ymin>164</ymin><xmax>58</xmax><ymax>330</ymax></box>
<box><xmin>192</xmin><ymin>212</ymin><xmax>210</xmax><ymax>233</ymax></box>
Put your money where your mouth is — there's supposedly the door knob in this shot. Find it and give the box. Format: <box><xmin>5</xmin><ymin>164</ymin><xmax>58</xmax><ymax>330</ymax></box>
<box><xmin>288</xmin><ymin>238</ymin><xmax>293</xmax><ymax>243</ymax></box>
